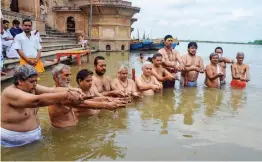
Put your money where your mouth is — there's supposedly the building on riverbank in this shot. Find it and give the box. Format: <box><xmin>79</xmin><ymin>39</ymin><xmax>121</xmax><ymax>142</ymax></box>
<box><xmin>1</xmin><ymin>0</ymin><xmax>140</xmax><ymax>51</ymax></box>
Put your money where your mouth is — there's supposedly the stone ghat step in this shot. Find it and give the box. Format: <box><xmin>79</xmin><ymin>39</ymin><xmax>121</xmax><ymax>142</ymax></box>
<box><xmin>40</xmin><ymin>34</ymin><xmax>76</xmax><ymax>38</ymax></box>
<box><xmin>46</xmin><ymin>32</ymin><xmax>75</xmax><ymax>37</ymax></box>
<box><xmin>45</xmin><ymin>29</ymin><xmax>60</xmax><ymax>32</ymax></box>
<box><xmin>41</xmin><ymin>41</ymin><xmax>78</xmax><ymax>46</ymax></box>
<box><xmin>46</xmin><ymin>31</ymin><xmax>75</xmax><ymax>35</ymax></box>
<box><xmin>1</xmin><ymin>49</ymin><xmax>98</xmax><ymax>82</ymax></box>
<box><xmin>41</xmin><ymin>37</ymin><xmax>77</xmax><ymax>41</ymax></box>
<box><xmin>3</xmin><ymin>47</ymin><xmax>84</xmax><ymax>66</ymax></box>
<box><xmin>41</xmin><ymin>44</ymin><xmax>81</xmax><ymax>52</ymax></box>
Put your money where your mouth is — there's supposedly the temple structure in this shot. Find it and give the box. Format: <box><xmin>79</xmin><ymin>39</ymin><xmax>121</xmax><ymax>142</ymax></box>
<box><xmin>1</xmin><ymin>0</ymin><xmax>140</xmax><ymax>51</ymax></box>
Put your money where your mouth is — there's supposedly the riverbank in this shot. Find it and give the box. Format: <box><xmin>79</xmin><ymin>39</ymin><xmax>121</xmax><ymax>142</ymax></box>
<box><xmin>179</xmin><ymin>40</ymin><xmax>262</xmax><ymax>45</ymax></box>
<box><xmin>1</xmin><ymin>49</ymin><xmax>98</xmax><ymax>82</ymax></box>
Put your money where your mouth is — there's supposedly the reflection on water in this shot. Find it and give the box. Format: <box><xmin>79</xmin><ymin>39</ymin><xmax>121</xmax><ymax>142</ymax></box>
<box><xmin>1</xmin><ymin>42</ymin><xmax>262</xmax><ymax>160</ymax></box>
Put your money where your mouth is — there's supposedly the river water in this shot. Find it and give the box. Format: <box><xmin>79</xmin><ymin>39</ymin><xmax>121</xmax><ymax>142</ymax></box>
<box><xmin>1</xmin><ymin>42</ymin><xmax>262</xmax><ymax>161</ymax></box>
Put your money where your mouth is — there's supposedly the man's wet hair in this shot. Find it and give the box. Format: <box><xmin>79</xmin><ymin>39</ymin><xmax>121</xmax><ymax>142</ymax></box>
<box><xmin>3</xmin><ymin>20</ymin><xmax>9</xmax><ymax>24</ymax></box>
<box><xmin>209</xmin><ymin>52</ymin><xmax>218</xmax><ymax>60</ymax></box>
<box><xmin>12</xmin><ymin>19</ymin><xmax>20</xmax><ymax>25</ymax></box>
<box><xmin>188</xmin><ymin>42</ymin><xmax>198</xmax><ymax>49</ymax></box>
<box><xmin>164</xmin><ymin>35</ymin><xmax>173</xmax><ymax>41</ymax></box>
<box><xmin>52</xmin><ymin>64</ymin><xmax>70</xmax><ymax>80</ymax></box>
<box><xmin>236</xmin><ymin>52</ymin><xmax>245</xmax><ymax>57</ymax></box>
<box><xmin>215</xmin><ymin>47</ymin><xmax>223</xmax><ymax>53</ymax></box>
<box><xmin>22</xmin><ymin>18</ymin><xmax>32</xmax><ymax>24</ymax></box>
<box><xmin>152</xmin><ymin>53</ymin><xmax>163</xmax><ymax>60</ymax></box>
<box><xmin>13</xmin><ymin>64</ymin><xmax>38</xmax><ymax>85</ymax></box>
<box><xmin>76</xmin><ymin>69</ymin><xmax>93</xmax><ymax>84</ymax></box>
<box><xmin>94</xmin><ymin>56</ymin><xmax>105</xmax><ymax>66</ymax></box>
<box><xmin>147</xmin><ymin>57</ymin><xmax>153</xmax><ymax>63</ymax></box>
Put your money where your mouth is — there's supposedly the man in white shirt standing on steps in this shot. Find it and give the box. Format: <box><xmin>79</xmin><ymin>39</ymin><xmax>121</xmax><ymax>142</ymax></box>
<box><xmin>14</xmin><ymin>18</ymin><xmax>45</xmax><ymax>73</ymax></box>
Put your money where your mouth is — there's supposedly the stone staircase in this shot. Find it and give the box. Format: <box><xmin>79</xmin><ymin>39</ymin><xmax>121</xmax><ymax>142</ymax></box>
<box><xmin>1</xmin><ymin>24</ymin><xmax>89</xmax><ymax>82</ymax></box>
<box><xmin>41</xmin><ymin>24</ymin><xmax>81</xmax><ymax>52</ymax></box>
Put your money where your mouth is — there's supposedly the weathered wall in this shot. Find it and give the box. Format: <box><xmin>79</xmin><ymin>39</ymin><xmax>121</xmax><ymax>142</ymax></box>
<box><xmin>54</xmin><ymin>12</ymin><xmax>87</xmax><ymax>34</ymax></box>
<box><xmin>1</xmin><ymin>0</ymin><xmax>45</xmax><ymax>34</ymax></box>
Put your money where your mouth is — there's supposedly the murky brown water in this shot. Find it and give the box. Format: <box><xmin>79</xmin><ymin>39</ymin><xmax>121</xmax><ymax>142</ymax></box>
<box><xmin>1</xmin><ymin>42</ymin><xmax>262</xmax><ymax>160</ymax></box>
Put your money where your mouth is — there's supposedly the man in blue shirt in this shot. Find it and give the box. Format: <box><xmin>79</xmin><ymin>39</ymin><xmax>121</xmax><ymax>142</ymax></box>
<box><xmin>9</xmin><ymin>19</ymin><xmax>23</xmax><ymax>37</ymax></box>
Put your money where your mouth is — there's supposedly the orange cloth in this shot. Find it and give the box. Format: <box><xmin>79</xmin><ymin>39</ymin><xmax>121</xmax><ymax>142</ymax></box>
<box><xmin>231</xmin><ymin>80</ymin><xmax>246</xmax><ymax>88</ymax></box>
<box><xmin>20</xmin><ymin>58</ymin><xmax>45</xmax><ymax>73</ymax></box>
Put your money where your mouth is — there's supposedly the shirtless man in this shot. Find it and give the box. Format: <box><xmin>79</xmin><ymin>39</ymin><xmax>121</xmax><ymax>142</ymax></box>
<box><xmin>181</xmin><ymin>42</ymin><xmax>204</xmax><ymax>87</ymax></box>
<box><xmin>135</xmin><ymin>62</ymin><xmax>162</xmax><ymax>96</ymax></box>
<box><xmin>92</xmin><ymin>56</ymin><xmax>126</xmax><ymax>97</ymax></box>
<box><xmin>230</xmin><ymin>52</ymin><xmax>250</xmax><ymax>88</ymax></box>
<box><xmin>75</xmin><ymin>69</ymin><xmax>127</xmax><ymax>116</ymax></box>
<box><xmin>48</xmin><ymin>64</ymin><xmax>127</xmax><ymax>128</ymax></box>
<box><xmin>111</xmin><ymin>65</ymin><xmax>140</xmax><ymax>97</ymax></box>
<box><xmin>205</xmin><ymin>53</ymin><xmax>225</xmax><ymax>88</ymax></box>
<box><xmin>137</xmin><ymin>53</ymin><xmax>145</xmax><ymax>63</ymax></box>
<box><xmin>215</xmin><ymin>47</ymin><xmax>234</xmax><ymax>84</ymax></box>
<box><xmin>151</xmin><ymin>53</ymin><xmax>178</xmax><ymax>85</ymax></box>
<box><xmin>158</xmin><ymin>35</ymin><xmax>184</xmax><ymax>87</ymax></box>
<box><xmin>1</xmin><ymin>64</ymin><xmax>84</xmax><ymax>147</ymax></box>
<box><xmin>158</xmin><ymin>35</ymin><xmax>184</xmax><ymax>71</ymax></box>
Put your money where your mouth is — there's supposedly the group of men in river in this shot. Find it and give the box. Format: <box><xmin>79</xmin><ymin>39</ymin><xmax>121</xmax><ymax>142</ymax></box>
<box><xmin>1</xmin><ymin>34</ymin><xmax>250</xmax><ymax>148</ymax></box>
<box><xmin>139</xmin><ymin>35</ymin><xmax>250</xmax><ymax>89</ymax></box>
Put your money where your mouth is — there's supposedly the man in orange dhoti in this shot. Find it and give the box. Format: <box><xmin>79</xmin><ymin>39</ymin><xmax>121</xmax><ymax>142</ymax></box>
<box><xmin>14</xmin><ymin>18</ymin><xmax>45</xmax><ymax>73</ymax></box>
<box><xmin>230</xmin><ymin>52</ymin><xmax>250</xmax><ymax>88</ymax></box>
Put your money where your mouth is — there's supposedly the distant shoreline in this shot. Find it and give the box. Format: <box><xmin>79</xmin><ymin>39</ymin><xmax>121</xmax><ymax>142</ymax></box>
<box><xmin>179</xmin><ymin>40</ymin><xmax>262</xmax><ymax>45</ymax></box>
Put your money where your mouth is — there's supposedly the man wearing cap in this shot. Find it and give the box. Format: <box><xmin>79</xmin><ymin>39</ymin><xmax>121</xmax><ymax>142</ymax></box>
<box><xmin>158</xmin><ymin>35</ymin><xmax>184</xmax><ymax>87</ymax></box>
<box><xmin>205</xmin><ymin>53</ymin><xmax>225</xmax><ymax>88</ymax></box>
<box><xmin>230</xmin><ymin>52</ymin><xmax>250</xmax><ymax>88</ymax></box>
<box><xmin>14</xmin><ymin>18</ymin><xmax>45</xmax><ymax>73</ymax></box>
<box><xmin>1</xmin><ymin>64</ymin><xmax>85</xmax><ymax>147</ymax></box>
<box><xmin>181</xmin><ymin>42</ymin><xmax>204</xmax><ymax>87</ymax></box>
<box><xmin>135</xmin><ymin>61</ymin><xmax>162</xmax><ymax>96</ymax></box>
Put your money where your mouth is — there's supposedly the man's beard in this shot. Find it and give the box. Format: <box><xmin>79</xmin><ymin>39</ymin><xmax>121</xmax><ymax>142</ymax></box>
<box><xmin>95</xmin><ymin>70</ymin><xmax>105</xmax><ymax>76</ymax></box>
<box><xmin>58</xmin><ymin>78</ymin><xmax>70</xmax><ymax>87</ymax></box>
<box><xmin>24</xmin><ymin>29</ymin><xmax>30</xmax><ymax>33</ymax></box>
<box><xmin>189</xmin><ymin>52</ymin><xmax>196</xmax><ymax>56</ymax></box>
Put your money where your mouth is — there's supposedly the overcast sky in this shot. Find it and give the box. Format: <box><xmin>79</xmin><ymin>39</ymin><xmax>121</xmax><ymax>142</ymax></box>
<box><xmin>130</xmin><ymin>0</ymin><xmax>262</xmax><ymax>42</ymax></box>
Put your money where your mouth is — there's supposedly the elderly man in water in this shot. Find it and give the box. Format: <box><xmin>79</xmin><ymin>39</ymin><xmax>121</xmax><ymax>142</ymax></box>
<box><xmin>111</xmin><ymin>65</ymin><xmax>140</xmax><ymax>97</ymax></box>
<box><xmin>230</xmin><ymin>52</ymin><xmax>250</xmax><ymax>88</ymax></box>
<box><xmin>151</xmin><ymin>53</ymin><xmax>178</xmax><ymax>85</ymax></box>
<box><xmin>181</xmin><ymin>42</ymin><xmax>204</xmax><ymax>87</ymax></box>
<box><xmin>1</xmin><ymin>64</ymin><xmax>84</xmax><ymax>147</ymax></box>
<box><xmin>205</xmin><ymin>53</ymin><xmax>225</xmax><ymax>88</ymax></box>
<box><xmin>135</xmin><ymin>61</ymin><xmax>162</xmax><ymax>96</ymax></box>
<box><xmin>92</xmin><ymin>56</ymin><xmax>126</xmax><ymax>97</ymax></box>
<box><xmin>215</xmin><ymin>47</ymin><xmax>234</xmax><ymax>85</ymax></box>
<box><xmin>48</xmin><ymin>64</ymin><xmax>127</xmax><ymax>128</ymax></box>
